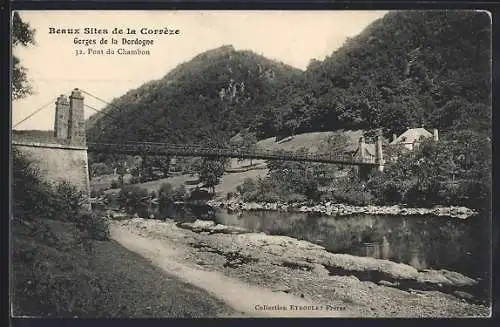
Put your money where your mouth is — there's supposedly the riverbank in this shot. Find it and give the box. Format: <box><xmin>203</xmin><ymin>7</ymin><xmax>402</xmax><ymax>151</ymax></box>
<box><xmin>207</xmin><ymin>199</ymin><xmax>478</xmax><ymax>219</ymax></box>
<box><xmin>89</xmin><ymin>240</ymin><xmax>238</xmax><ymax>317</ymax></box>
<box><xmin>110</xmin><ymin>217</ymin><xmax>490</xmax><ymax>317</ymax></box>
<box><xmin>11</xmin><ymin>218</ymin><xmax>236</xmax><ymax>318</ymax></box>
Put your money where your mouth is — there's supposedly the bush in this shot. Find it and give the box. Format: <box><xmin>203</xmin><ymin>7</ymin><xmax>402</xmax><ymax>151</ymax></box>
<box><xmin>330</xmin><ymin>189</ymin><xmax>374</xmax><ymax>206</ymax></box>
<box><xmin>172</xmin><ymin>184</ymin><xmax>187</xmax><ymax>202</ymax></box>
<box><xmin>158</xmin><ymin>183</ymin><xmax>174</xmax><ymax>216</ymax></box>
<box><xmin>367</xmin><ymin>131</ymin><xmax>491</xmax><ymax>208</ymax></box>
<box><xmin>12</xmin><ymin>150</ymin><xmax>109</xmax><ymax>317</ymax></box>
<box><xmin>90</xmin><ymin>162</ymin><xmax>113</xmax><ymax>177</ymax></box>
<box><xmin>110</xmin><ymin>180</ymin><xmax>120</xmax><ymax>189</ymax></box>
<box><xmin>13</xmin><ymin>149</ymin><xmax>86</xmax><ymax>221</ymax></box>
<box><xmin>52</xmin><ymin>181</ymin><xmax>85</xmax><ymax>221</ymax></box>
<box><xmin>90</xmin><ymin>189</ymin><xmax>103</xmax><ymax>198</ymax></box>
<box><xmin>75</xmin><ymin>210</ymin><xmax>110</xmax><ymax>242</ymax></box>
<box><xmin>129</xmin><ymin>175</ymin><xmax>140</xmax><ymax>185</ymax></box>
<box><xmin>117</xmin><ymin>186</ymin><xmax>149</xmax><ymax>215</ymax></box>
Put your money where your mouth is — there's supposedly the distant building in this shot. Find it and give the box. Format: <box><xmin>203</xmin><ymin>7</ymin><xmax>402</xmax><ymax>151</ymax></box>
<box><xmin>390</xmin><ymin>127</ymin><xmax>438</xmax><ymax>150</ymax></box>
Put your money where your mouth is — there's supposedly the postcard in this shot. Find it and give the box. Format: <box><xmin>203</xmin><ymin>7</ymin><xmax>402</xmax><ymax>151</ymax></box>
<box><xmin>11</xmin><ymin>10</ymin><xmax>492</xmax><ymax>318</ymax></box>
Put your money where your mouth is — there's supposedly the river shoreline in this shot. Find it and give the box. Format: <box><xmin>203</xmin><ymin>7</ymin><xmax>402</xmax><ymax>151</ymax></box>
<box><xmin>207</xmin><ymin>199</ymin><xmax>478</xmax><ymax>219</ymax></box>
<box><xmin>108</xmin><ymin>217</ymin><xmax>490</xmax><ymax>317</ymax></box>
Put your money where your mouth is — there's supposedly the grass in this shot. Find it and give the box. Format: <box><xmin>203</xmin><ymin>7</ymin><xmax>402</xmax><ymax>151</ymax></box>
<box><xmin>11</xmin><ymin>218</ymin><xmax>102</xmax><ymax>317</ymax></box>
<box><xmin>11</xmin><ymin>217</ymin><xmax>234</xmax><ymax>318</ymax></box>
<box><xmin>101</xmin><ymin>169</ymin><xmax>269</xmax><ymax>200</ymax></box>
<box><xmin>89</xmin><ymin>240</ymin><xmax>235</xmax><ymax>317</ymax></box>
<box><xmin>256</xmin><ymin>130</ymin><xmax>362</xmax><ymax>153</ymax></box>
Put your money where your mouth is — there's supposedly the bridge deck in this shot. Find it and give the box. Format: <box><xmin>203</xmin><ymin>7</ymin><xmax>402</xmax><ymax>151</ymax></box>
<box><xmin>87</xmin><ymin>142</ymin><xmax>379</xmax><ymax>166</ymax></box>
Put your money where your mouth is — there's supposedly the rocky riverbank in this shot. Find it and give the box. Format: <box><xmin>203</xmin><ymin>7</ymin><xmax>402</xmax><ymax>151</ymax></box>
<box><xmin>207</xmin><ymin>199</ymin><xmax>477</xmax><ymax>219</ymax></box>
<box><xmin>109</xmin><ymin>217</ymin><xmax>490</xmax><ymax>317</ymax></box>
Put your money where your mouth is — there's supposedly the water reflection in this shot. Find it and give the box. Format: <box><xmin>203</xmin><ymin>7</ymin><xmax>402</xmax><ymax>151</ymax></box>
<box><xmin>214</xmin><ymin>209</ymin><xmax>487</xmax><ymax>278</ymax></box>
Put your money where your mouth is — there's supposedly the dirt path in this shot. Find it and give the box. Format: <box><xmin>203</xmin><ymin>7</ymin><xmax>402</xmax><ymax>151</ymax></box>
<box><xmin>110</xmin><ymin>226</ymin><xmax>351</xmax><ymax>317</ymax></box>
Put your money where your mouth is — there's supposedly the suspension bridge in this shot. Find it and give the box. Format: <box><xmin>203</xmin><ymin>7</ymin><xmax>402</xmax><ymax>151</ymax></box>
<box><xmin>13</xmin><ymin>88</ymin><xmax>389</xmax><ymax>168</ymax></box>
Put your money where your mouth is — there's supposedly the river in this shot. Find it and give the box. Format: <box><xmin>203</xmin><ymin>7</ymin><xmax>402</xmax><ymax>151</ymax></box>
<box><xmin>165</xmin><ymin>204</ymin><xmax>490</xmax><ymax>280</ymax></box>
<box><xmin>96</xmin><ymin>200</ymin><xmax>491</xmax><ymax>298</ymax></box>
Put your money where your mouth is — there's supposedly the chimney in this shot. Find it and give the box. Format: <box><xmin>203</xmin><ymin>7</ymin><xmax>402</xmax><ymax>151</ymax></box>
<box><xmin>392</xmin><ymin>134</ymin><xmax>397</xmax><ymax>143</ymax></box>
<box><xmin>433</xmin><ymin>128</ymin><xmax>439</xmax><ymax>141</ymax></box>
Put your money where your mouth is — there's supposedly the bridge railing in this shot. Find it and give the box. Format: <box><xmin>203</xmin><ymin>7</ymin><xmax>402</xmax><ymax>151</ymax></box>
<box><xmin>87</xmin><ymin>142</ymin><xmax>379</xmax><ymax>166</ymax></box>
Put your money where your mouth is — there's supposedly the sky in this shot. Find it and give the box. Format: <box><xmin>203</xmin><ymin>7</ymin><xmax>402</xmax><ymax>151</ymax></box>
<box><xmin>12</xmin><ymin>10</ymin><xmax>387</xmax><ymax>130</ymax></box>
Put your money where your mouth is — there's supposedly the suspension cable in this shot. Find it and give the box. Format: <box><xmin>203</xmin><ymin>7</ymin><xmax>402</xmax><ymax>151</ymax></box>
<box><xmin>13</xmin><ymin>96</ymin><xmax>58</xmax><ymax>128</ymax></box>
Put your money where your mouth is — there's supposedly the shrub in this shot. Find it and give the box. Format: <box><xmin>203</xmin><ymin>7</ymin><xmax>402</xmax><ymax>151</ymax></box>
<box><xmin>110</xmin><ymin>180</ymin><xmax>120</xmax><ymax>189</ymax></box>
<box><xmin>90</xmin><ymin>162</ymin><xmax>113</xmax><ymax>177</ymax></box>
<box><xmin>158</xmin><ymin>183</ymin><xmax>174</xmax><ymax>216</ymax></box>
<box><xmin>12</xmin><ymin>150</ymin><xmax>108</xmax><ymax>317</ymax></box>
<box><xmin>75</xmin><ymin>210</ymin><xmax>110</xmax><ymax>242</ymax></box>
<box><xmin>117</xmin><ymin>186</ymin><xmax>149</xmax><ymax>215</ymax></box>
<box><xmin>330</xmin><ymin>189</ymin><xmax>374</xmax><ymax>206</ymax></box>
<box><xmin>129</xmin><ymin>175</ymin><xmax>140</xmax><ymax>185</ymax></box>
<box><xmin>172</xmin><ymin>184</ymin><xmax>187</xmax><ymax>202</ymax></box>
<box><xmin>52</xmin><ymin>181</ymin><xmax>85</xmax><ymax>221</ymax></box>
<box><xmin>236</xmin><ymin>178</ymin><xmax>259</xmax><ymax>201</ymax></box>
<box><xmin>13</xmin><ymin>149</ymin><xmax>86</xmax><ymax>221</ymax></box>
<box><xmin>103</xmin><ymin>192</ymin><xmax>118</xmax><ymax>205</ymax></box>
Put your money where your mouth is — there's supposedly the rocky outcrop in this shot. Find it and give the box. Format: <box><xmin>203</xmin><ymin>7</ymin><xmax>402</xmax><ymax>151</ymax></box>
<box><xmin>178</xmin><ymin>220</ymin><xmax>248</xmax><ymax>235</ymax></box>
<box><xmin>208</xmin><ymin>200</ymin><xmax>477</xmax><ymax>219</ymax></box>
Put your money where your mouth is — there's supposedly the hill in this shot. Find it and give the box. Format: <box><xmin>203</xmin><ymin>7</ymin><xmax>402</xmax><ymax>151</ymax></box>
<box><xmin>262</xmin><ymin>11</ymin><xmax>491</xmax><ymax>139</ymax></box>
<box><xmin>85</xmin><ymin>45</ymin><xmax>302</xmax><ymax>146</ymax></box>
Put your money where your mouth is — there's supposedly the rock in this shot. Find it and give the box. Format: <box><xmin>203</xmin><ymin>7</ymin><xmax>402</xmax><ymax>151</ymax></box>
<box><xmin>378</xmin><ymin>280</ymin><xmax>399</xmax><ymax>287</ymax></box>
<box><xmin>272</xmin><ymin>285</ymin><xmax>291</xmax><ymax>293</ymax></box>
<box><xmin>347</xmin><ymin>275</ymin><xmax>360</xmax><ymax>282</ymax></box>
<box><xmin>453</xmin><ymin>290</ymin><xmax>475</xmax><ymax>301</ymax></box>
<box><xmin>416</xmin><ymin>269</ymin><xmax>477</xmax><ymax>287</ymax></box>
<box><xmin>311</xmin><ymin>263</ymin><xmax>330</xmax><ymax>277</ymax></box>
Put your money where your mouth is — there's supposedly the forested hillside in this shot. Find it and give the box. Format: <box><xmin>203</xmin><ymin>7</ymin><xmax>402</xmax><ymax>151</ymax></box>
<box><xmin>259</xmin><ymin>10</ymin><xmax>491</xmax><ymax>139</ymax></box>
<box><xmin>85</xmin><ymin>45</ymin><xmax>301</xmax><ymax>145</ymax></box>
<box><xmin>86</xmin><ymin>11</ymin><xmax>491</xmax><ymax>145</ymax></box>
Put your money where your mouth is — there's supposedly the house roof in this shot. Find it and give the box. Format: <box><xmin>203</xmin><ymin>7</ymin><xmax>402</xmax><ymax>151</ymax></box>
<box><xmin>390</xmin><ymin>128</ymin><xmax>433</xmax><ymax>145</ymax></box>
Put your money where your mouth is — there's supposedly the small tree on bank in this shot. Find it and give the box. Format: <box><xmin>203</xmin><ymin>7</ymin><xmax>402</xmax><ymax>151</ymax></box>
<box><xmin>198</xmin><ymin>158</ymin><xmax>228</xmax><ymax>196</ymax></box>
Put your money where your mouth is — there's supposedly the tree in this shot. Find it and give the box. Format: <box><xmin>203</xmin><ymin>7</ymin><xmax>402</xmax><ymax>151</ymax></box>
<box><xmin>139</xmin><ymin>155</ymin><xmax>170</xmax><ymax>181</ymax></box>
<box><xmin>367</xmin><ymin>130</ymin><xmax>491</xmax><ymax>209</ymax></box>
<box><xmin>312</xmin><ymin>134</ymin><xmax>350</xmax><ymax>185</ymax></box>
<box><xmin>266</xmin><ymin>148</ymin><xmax>320</xmax><ymax>201</ymax></box>
<box><xmin>12</xmin><ymin>12</ymin><xmax>36</xmax><ymax>100</ymax></box>
<box><xmin>198</xmin><ymin>158</ymin><xmax>227</xmax><ymax>196</ymax></box>
<box><xmin>150</xmin><ymin>155</ymin><xmax>171</xmax><ymax>177</ymax></box>
<box><xmin>230</xmin><ymin>129</ymin><xmax>258</xmax><ymax>166</ymax></box>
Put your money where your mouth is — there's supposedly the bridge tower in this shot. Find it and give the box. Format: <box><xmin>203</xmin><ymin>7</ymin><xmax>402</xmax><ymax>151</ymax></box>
<box><xmin>68</xmin><ymin>88</ymin><xmax>86</xmax><ymax>146</ymax></box>
<box><xmin>54</xmin><ymin>94</ymin><xmax>70</xmax><ymax>139</ymax></box>
<box><xmin>358</xmin><ymin>136</ymin><xmax>366</xmax><ymax>162</ymax></box>
<box><xmin>358</xmin><ymin>136</ymin><xmax>371</xmax><ymax>180</ymax></box>
<box><xmin>375</xmin><ymin>133</ymin><xmax>384</xmax><ymax>172</ymax></box>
